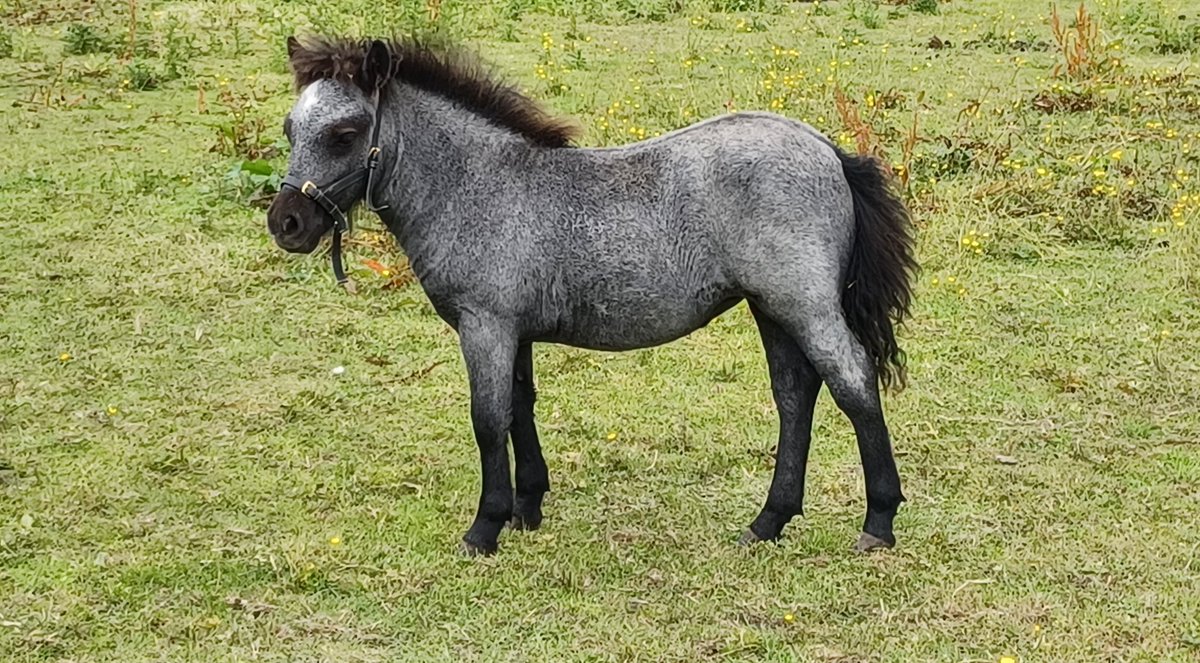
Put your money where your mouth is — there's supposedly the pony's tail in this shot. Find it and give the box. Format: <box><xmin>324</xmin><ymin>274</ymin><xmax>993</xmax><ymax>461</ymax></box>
<box><xmin>836</xmin><ymin>149</ymin><xmax>919</xmax><ymax>391</ymax></box>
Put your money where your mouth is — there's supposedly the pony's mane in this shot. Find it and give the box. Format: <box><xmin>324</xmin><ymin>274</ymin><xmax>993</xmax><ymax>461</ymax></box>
<box><xmin>288</xmin><ymin>36</ymin><xmax>581</xmax><ymax>148</ymax></box>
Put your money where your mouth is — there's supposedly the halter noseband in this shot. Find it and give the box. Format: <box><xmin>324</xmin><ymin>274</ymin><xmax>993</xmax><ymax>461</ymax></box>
<box><xmin>280</xmin><ymin>85</ymin><xmax>389</xmax><ymax>290</ymax></box>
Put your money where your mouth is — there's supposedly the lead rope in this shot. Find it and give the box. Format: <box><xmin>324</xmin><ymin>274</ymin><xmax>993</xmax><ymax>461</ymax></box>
<box><xmin>330</xmin><ymin>224</ymin><xmax>350</xmax><ymax>288</ymax></box>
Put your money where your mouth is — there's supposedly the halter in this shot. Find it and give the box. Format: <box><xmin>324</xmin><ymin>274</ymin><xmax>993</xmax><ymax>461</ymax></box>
<box><xmin>280</xmin><ymin>85</ymin><xmax>389</xmax><ymax>289</ymax></box>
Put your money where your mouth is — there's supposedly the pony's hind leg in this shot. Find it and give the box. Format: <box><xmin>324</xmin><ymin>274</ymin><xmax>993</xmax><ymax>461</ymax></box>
<box><xmin>740</xmin><ymin>303</ymin><xmax>822</xmax><ymax>544</ymax></box>
<box><xmin>510</xmin><ymin>342</ymin><xmax>549</xmax><ymax>531</ymax></box>
<box><xmin>765</xmin><ymin>301</ymin><xmax>905</xmax><ymax>551</ymax></box>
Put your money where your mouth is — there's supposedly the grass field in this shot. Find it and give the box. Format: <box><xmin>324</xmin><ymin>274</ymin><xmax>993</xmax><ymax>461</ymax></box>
<box><xmin>2</xmin><ymin>0</ymin><xmax>1200</xmax><ymax>660</ymax></box>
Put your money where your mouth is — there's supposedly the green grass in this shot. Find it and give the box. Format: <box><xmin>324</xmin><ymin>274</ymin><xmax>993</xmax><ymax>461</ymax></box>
<box><xmin>2</xmin><ymin>0</ymin><xmax>1200</xmax><ymax>661</ymax></box>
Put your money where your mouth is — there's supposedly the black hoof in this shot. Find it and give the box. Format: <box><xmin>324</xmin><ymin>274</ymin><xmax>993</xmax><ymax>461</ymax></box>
<box><xmin>853</xmin><ymin>531</ymin><xmax>894</xmax><ymax>553</ymax></box>
<box><xmin>739</xmin><ymin>524</ymin><xmax>784</xmax><ymax>546</ymax></box>
<box><xmin>459</xmin><ymin>538</ymin><xmax>498</xmax><ymax>557</ymax></box>
<box><xmin>737</xmin><ymin>528</ymin><xmax>763</xmax><ymax>546</ymax></box>
<box><xmin>512</xmin><ymin>493</ymin><xmax>544</xmax><ymax>531</ymax></box>
<box><xmin>508</xmin><ymin>512</ymin><xmax>542</xmax><ymax>531</ymax></box>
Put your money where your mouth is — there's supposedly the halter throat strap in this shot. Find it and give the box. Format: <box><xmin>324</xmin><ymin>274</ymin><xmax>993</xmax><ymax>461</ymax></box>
<box><xmin>281</xmin><ymin>85</ymin><xmax>389</xmax><ymax>290</ymax></box>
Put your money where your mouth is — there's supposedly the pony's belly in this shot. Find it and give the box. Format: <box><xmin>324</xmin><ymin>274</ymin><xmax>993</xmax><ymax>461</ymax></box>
<box><xmin>541</xmin><ymin>295</ymin><xmax>742</xmax><ymax>351</ymax></box>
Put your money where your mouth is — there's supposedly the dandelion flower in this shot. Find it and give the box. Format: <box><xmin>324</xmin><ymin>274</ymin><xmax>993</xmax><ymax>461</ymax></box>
<box><xmin>59</xmin><ymin>353</ymin><xmax>72</xmax><ymax>362</ymax></box>
<box><xmin>106</xmin><ymin>405</ymin><xmax>118</xmax><ymax>416</ymax></box>
<box><xmin>329</xmin><ymin>536</ymin><xmax>343</xmax><ymax>547</ymax></box>
<box><xmin>783</xmin><ymin>612</ymin><xmax>796</xmax><ymax>624</ymax></box>
<box><xmin>999</xmin><ymin>657</ymin><xmax>1017</xmax><ymax>663</ymax></box>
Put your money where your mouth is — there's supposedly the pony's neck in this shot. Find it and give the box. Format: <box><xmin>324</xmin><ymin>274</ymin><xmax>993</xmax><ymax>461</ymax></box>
<box><xmin>374</xmin><ymin>83</ymin><xmax>527</xmax><ymax>275</ymax></box>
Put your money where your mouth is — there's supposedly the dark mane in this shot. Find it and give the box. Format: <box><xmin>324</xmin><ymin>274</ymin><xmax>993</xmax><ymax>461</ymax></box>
<box><xmin>288</xmin><ymin>36</ymin><xmax>581</xmax><ymax>148</ymax></box>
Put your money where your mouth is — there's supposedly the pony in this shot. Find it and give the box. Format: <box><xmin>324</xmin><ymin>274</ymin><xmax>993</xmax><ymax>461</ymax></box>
<box><xmin>267</xmin><ymin>36</ymin><xmax>917</xmax><ymax>556</ymax></box>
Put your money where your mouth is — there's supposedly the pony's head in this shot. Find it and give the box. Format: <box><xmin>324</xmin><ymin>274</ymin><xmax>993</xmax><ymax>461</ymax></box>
<box><xmin>267</xmin><ymin>37</ymin><xmax>394</xmax><ymax>254</ymax></box>
<box><xmin>268</xmin><ymin>35</ymin><xmax>582</xmax><ymax>258</ymax></box>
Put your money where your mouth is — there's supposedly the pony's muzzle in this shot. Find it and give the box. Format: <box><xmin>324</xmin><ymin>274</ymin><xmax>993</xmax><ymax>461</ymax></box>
<box><xmin>267</xmin><ymin>189</ymin><xmax>328</xmax><ymax>254</ymax></box>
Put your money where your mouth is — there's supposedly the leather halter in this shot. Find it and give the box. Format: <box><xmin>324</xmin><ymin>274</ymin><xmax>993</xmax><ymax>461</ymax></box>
<box><xmin>280</xmin><ymin>86</ymin><xmax>389</xmax><ymax>289</ymax></box>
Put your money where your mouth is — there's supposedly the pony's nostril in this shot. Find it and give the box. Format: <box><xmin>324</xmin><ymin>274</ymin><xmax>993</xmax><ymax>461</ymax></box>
<box><xmin>282</xmin><ymin>214</ymin><xmax>299</xmax><ymax>236</ymax></box>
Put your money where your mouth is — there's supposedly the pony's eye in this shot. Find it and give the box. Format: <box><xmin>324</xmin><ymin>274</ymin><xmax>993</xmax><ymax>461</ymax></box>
<box><xmin>332</xmin><ymin>129</ymin><xmax>357</xmax><ymax>147</ymax></box>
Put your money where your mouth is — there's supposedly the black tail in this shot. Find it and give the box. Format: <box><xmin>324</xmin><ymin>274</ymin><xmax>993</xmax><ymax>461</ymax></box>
<box><xmin>836</xmin><ymin>149</ymin><xmax>918</xmax><ymax>391</ymax></box>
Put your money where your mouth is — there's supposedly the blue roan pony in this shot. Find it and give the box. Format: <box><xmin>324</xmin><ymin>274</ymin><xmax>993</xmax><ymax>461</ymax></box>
<box><xmin>267</xmin><ymin>36</ymin><xmax>918</xmax><ymax>556</ymax></box>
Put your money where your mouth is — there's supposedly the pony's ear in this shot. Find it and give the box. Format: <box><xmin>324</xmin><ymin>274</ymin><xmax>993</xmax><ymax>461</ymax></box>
<box><xmin>286</xmin><ymin>36</ymin><xmax>302</xmax><ymax>61</ymax></box>
<box><xmin>359</xmin><ymin>39</ymin><xmax>392</xmax><ymax>93</ymax></box>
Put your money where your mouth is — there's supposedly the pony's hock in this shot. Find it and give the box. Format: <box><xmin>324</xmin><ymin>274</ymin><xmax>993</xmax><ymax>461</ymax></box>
<box><xmin>267</xmin><ymin>36</ymin><xmax>918</xmax><ymax>556</ymax></box>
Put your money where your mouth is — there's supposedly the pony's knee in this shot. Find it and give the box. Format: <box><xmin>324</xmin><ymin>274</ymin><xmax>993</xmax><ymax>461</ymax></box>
<box><xmin>471</xmin><ymin>404</ymin><xmax>513</xmax><ymax>442</ymax></box>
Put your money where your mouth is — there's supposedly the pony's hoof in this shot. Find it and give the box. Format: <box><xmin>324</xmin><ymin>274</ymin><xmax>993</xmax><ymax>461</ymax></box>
<box><xmin>737</xmin><ymin>528</ymin><xmax>763</xmax><ymax>546</ymax></box>
<box><xmin>459</xmin><ymin>538</ymin><xmax>498</xmax><ymax>557</ymax></box>
<box><xmin>508</xmin><ymin>512</ymin><xmax>542</xmax><ymax>531</ymax></box>
<box><xmin>853</xmin><ymin>531</ymin><xmax>894</xmax><ymax>553</ymax></box>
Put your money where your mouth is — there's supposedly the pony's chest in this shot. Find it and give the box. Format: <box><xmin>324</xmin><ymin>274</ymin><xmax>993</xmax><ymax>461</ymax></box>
<box><xmin>413</xmin><ymin>260</ymin><xmax>528</xmax><ymax>331</ymax></box>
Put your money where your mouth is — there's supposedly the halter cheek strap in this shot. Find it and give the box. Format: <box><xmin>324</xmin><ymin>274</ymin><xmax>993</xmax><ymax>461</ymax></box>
<box><xmin>280</xmin><ymin>86</ymin><xmax>389</xmax><ymax>290</ymax></box>
<box><xmin>365</xmin><ymin>145</ymin><xmax>387</xmax><ymax>212</ymax></box>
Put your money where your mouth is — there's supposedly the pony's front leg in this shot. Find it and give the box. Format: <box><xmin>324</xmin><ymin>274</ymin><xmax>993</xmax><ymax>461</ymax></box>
<box><xmin>510</xmin><ymin>342</ymin><xmax>549</xmax><ymax>531</ymax></box>
<box><xmin>458</xmin><ymin>315</ymin><xmax>518</xmax><ymax>556</ymax></box>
